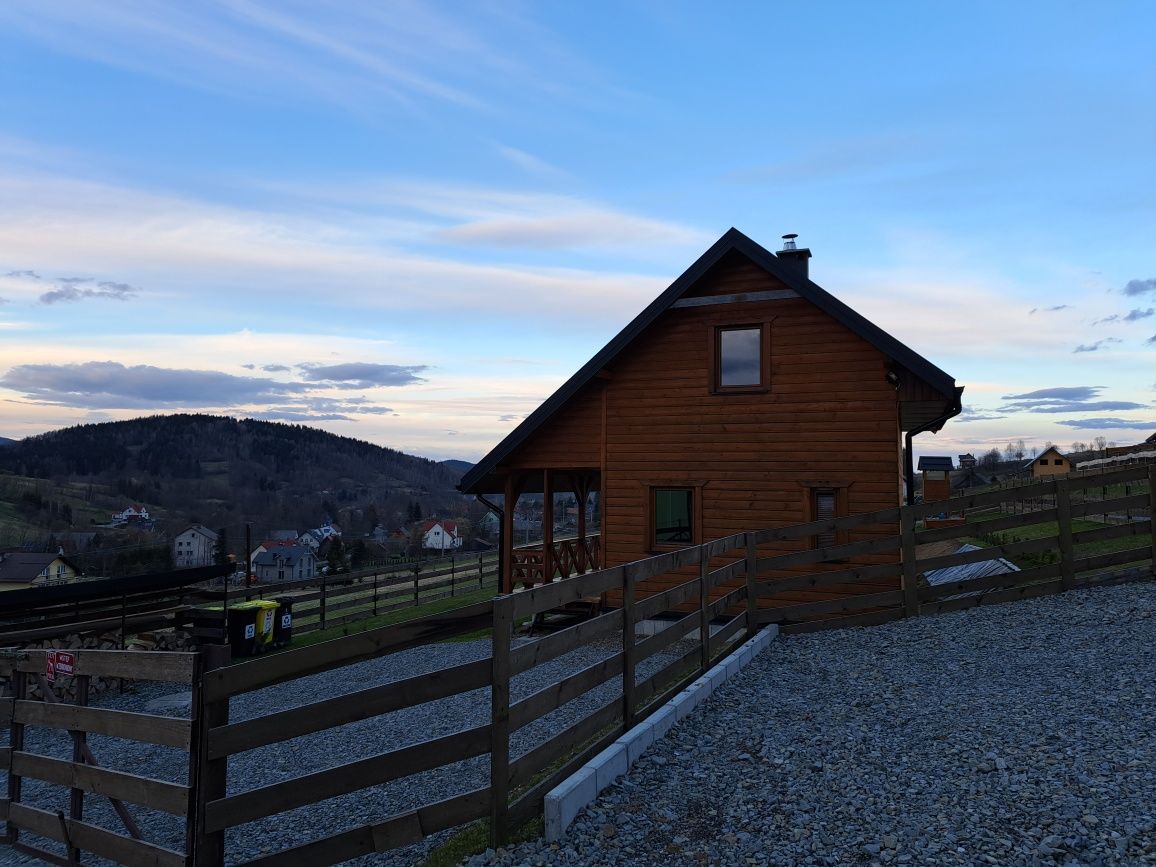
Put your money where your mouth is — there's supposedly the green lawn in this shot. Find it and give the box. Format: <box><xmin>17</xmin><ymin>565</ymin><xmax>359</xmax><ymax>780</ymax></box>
<box><xmin>275</xmin><ymin>582</ymin><xmax>501</xmax><ymax>651</ymax></box>
<box><xmin>964</xmin><ymin>513</ymin><xmax>1150</xmax><ymax>570</ymax></box>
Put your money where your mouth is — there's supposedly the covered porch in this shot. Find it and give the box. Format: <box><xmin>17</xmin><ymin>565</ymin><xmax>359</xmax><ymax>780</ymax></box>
<box><xmin>471</xmin><ymin>467</ymin><xmax>602</xmax><ymax>594</ymax></box>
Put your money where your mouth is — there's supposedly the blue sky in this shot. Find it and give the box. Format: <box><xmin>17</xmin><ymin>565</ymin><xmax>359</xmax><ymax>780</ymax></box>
<box><xmin>0</xmin><ymin>1</ymin><xmax>1153</xmax><ymax>462</ymax></box>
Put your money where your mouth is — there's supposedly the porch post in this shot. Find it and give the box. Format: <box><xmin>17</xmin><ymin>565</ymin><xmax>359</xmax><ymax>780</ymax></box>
<box><xmin>542</xmin><ymin>469</ymin><xmax>553</xmax><ymax>584</ymax></box>
<box><xmin>502</xmin><ymin>473</ymin><xmax>516</xmax><ymax>594</ymax></box>
<box><xmin>576</xmin><ymin>475</ymin><xmax>588</xmax><ymax>573</ymax></box>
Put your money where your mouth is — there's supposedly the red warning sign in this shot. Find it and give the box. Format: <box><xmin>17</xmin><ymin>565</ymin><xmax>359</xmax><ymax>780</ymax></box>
<box><xmin>45</xmin><ymin>650</ymin><xmax>76</xmax><ymax>682</ymax></box>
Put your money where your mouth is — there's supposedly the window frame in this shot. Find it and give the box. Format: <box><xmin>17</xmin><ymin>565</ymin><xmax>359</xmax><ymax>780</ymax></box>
<box><xmin>710</xmin><ymin>322</ymin><xmax>772</xmax><ymax>394</ymax></box>
<box><xmin>644</xmin><ymin>481</ymin><xmax>706</xmax><ymax>553</ymax></box>
<box><xmin>800</xmin><ymin>481</ymin><xmax>853</xmax><ymax>552</ymax></box>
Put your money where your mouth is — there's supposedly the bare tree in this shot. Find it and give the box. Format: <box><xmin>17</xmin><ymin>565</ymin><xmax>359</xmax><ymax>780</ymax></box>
<box><xmin>1093</xmin><ymin>436</ymin><xmax>1108</xmax><ymax>454</ymax></box>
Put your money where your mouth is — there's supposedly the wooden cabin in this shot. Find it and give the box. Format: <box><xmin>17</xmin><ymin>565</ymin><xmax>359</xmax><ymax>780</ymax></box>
<box><xmin>460</xmin><ymin>229</ymin><xmax>963</xmax><ymax>611</ymax></box>
<box><xmin>917</xmin><ymin>456</ymin><xmax>954</xmax><ymax>503</ymax></box>
<box><xmin>1027</xmin><ymin>445</ymin><xmax>1071</xmax><ymax>478</ymax></box>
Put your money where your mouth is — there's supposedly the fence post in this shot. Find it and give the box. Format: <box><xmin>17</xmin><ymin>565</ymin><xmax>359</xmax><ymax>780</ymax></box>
<box><xmin>5</xmin><ymin>661</ymin><xmax>27</xmax><ymax>847</ymax></box>
<box><xmin>699</xmin><ymin>544</ymin><xmax>710</xmax><ymax>673</ymax></box>
<box><xmin>900</xmin><ymin>507</ymin><xmax>919</xmax><ymax>617</ymax></box>
<box><xmin>192</xmin><ymin>643</ymin><xmax>231</xmax><ymax>867</ymax></box>
<box><xmin>1056</xmin><ymin>478</ymin><xmax>1076</xmax><ymax>591</ymax></box>
<box><xmin>413</xmin><ymin>566</ymin><xmax>421</xmax><ymax>606</ymax></box>
<box><xmin>745</xmin><ymin>533</ymin><xmax>758</xmax><ymax>639</ymax></box>
<box><xmin>319</xmin><ymin>574</ymin><xmax>327</xmax><ymax>630</ymax></box>
<box><xmin>489</xmin><ymin>595</ymin><xmax>513</xmax><ymax>847</ymax></box>
<box><xmin>372</xmin><ymin>573</ymin><xmax>378</xmax><ymax>617</ymax></box>
<box><xmin>1149</xmin><ymin>466</ymin><xmax>1156</xmax><ymax>575</ymax></box>
<box><xmin>622</xmin><ymin>563</ymin><xmax>635</xmax><ymax>730</ymax></box>
<box><xmin>450</xmin><ymin>555</ymin><xmax>456</xmax><ymax>597</ymax></box>
<box><xmin>68</xmin><ymin>673</ymin><xmax>91</xmax><ymax>862</ymax></box>
<box><xmin>478</xmin><ymin>556</ymin><xmax>485</xmax><ymax>590</ymax></box>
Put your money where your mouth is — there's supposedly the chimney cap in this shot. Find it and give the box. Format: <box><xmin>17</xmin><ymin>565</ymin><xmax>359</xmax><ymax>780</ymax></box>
<box><xmin>780</xmin><ymin>233</ymin><xmax>799</xmax><ymax>250</ymax></box>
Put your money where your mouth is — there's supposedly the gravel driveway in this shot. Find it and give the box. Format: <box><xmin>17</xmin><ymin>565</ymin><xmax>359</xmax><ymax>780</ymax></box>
<box><xmin>474</xmin><ymin>581</ymin><xmax>1156</xmax><ymax>866</ymax></box>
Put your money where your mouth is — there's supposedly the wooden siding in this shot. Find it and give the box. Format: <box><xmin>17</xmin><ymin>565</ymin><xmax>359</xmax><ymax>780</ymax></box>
<box><xmin>503</xmin><ymin>381</ymin><xmax>603</xmax><ymax>469</ymax></box>
<box><xmin>500</xmin><ymin>255</ymin><xmax>903</xmax><ymax>608</ymax></box>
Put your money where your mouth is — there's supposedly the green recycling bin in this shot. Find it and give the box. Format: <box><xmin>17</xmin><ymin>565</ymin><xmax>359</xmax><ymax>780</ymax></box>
<box><xmin>227</xmin><ymin>602</ymin><xmax>263</xmax><ymax>657</ymax></box>
<box><xmin>272</xmin><ymin>596</ymin><xmax>294</xmax><ymax>647</ymax></box>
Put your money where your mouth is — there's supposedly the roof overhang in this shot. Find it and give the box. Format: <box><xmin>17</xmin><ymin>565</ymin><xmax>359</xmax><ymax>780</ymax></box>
<box><xmin>461</xmin><ymin>228</ymin><xmax>962</xmax><ymax>495</ymax></box>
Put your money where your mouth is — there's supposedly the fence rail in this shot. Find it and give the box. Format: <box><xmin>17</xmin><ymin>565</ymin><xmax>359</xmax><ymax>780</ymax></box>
<box><xmin>1</xmin><ymin>465</ymin><xmax>1153</xmax><ymax>865</ymax></box>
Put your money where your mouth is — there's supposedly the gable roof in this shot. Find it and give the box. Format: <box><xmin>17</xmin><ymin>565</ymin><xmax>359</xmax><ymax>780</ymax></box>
<box><xmin>253</xmin><ymin>546</ymin><xmax>315</xmax><ymax>568</ymax></box>
<box><xmin>917</xmin><ymin>456</ymin><xmax>954</xmax><ymax>472</ymax></box>
<box><xmin>421</xmin><ymin>520</ymin><xmax>458</xmax><ymax>535</ymax></box>
<box><xmin>0</xmin><ymin>552</ymin><xmax>80</xmax><ymax>584</ymax></box>
<box><xmin>461</xmin><ymin>228</ymin><xmax>962</xmax><ymax>495</ymax></box>
<box><xmin>178</xmin><ymin>524</ymin><xmax>218</xmax><ymax>542</ymax></box>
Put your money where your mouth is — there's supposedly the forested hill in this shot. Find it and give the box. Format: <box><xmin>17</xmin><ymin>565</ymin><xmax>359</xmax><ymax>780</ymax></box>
<box><xmin>0</xmin><ymin>414</ymin><xmax>467</xmax><ymax>532</ymax></box>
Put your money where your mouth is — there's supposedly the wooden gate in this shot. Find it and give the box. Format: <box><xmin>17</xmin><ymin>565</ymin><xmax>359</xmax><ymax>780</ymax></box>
<box><xmin>1</xmin><ymin>648</ymin><xmax>201</xmax><ymax>866</ymax></box>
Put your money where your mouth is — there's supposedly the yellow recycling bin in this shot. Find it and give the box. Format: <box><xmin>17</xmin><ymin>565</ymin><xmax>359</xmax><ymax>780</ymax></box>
<box><xmin>252</xmin><ymin>600</ymin><xmax>280</xmax><ymax>651</ymax></box>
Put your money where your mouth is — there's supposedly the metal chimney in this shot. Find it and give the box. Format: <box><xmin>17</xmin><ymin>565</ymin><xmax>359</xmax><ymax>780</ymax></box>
<box><xmin>777</xmin><ymin>232</ymin><xmax>812</xmax><ymax>279</ymax></box>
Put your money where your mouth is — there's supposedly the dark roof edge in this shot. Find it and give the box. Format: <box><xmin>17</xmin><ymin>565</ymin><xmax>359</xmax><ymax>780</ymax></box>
<box><xmin>460</xmin><ymin>228</ymin><xmax>959</xmax><ymax>494</ymax></box>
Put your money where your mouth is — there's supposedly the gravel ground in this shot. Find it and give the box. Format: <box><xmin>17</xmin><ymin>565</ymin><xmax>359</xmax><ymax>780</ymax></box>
<box><xmin>1</xmin><ymin>629</ymin><xmax>690</xmax><ymax>866</ymax></box>
<box><xmin>471</xmin><ymin>581</ymin><xmax>1156</xmax><ymax>867</ymax></box>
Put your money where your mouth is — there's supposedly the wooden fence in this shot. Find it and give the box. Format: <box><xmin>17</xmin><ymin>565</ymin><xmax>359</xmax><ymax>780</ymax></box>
<box><xmin>190</xmin><ymin>553</ymin><xmax>500</xmax><ymax>642</ymax></box>
<box><xmin>0</xmin><ymin>565</ymin><xmax>230</xmax><ymax>647</ymax></box>
<box><xmin>1</xmin><ymin>464</ymin><xmax>1152</xmax><ymax>865</ymax></box>
<box><xmin>1</xmin><ymin>648</ymin><xmax>201</xmax><ymax>867</ymax></box>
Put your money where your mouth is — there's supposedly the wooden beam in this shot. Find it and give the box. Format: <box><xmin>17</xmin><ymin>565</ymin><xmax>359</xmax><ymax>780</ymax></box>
<box><xmin>10</xmin><ymin>752</ymin><xmax>188</xmax><ymax>816</ymax></box>
<box><xmin>204</xmin><ymin>724</ymin><xmax>490</xmax><ymax>832</ymax></box>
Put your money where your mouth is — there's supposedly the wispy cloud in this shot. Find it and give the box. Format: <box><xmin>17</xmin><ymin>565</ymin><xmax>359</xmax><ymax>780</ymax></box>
<box><xmin>1094</xmin><ymin>307</ymin><xmax>1155</xmax><ymax>325</ymax></box>
<box><xmin>1072</xmin><ymin>337</ymin><xmax>1122</xmax><ymax>353</ymax></box>
<box><xmin>39</xmin><ymin>278</ymin><xmax>140</xmax><ymax>305</ymax></box>
<box><xmin>0</xmin><ymin>171</ymin><xmax>683</xmax><ymax>321</ymax></box>
<box><xmin>0</xmin><ymin>1</ymin><xmax>611</xmax><ymax>120</ymax></box>
<box><xmin>1029</xmin><ymin>304</ymin><xmax>1070</xmax><ymax>315</ymax></box>
<box><xmin>0</xmin><ymin>361</ymin><xmax>306</xmax><ymax>409</ymax></box>
<box><xmin>1124</xmin><ymin>278</ymin><xmax>1156</xmax><ymax>296</ymax></box>
<box><xmin>297</xmin><ymin>362</ymin><xmax>427</xmax><ymax>388</ymax></box>
<box><xmin>1057</xmin><ymin>417</ymin><xmax>1156</xmax><ymax>430</ymax></box>
<box><xmin>954</xmin><ymin>405</ymin><xmax>1007</xmax><ymax>422</ymax></box>
<box><xmin>493</xmin><ymin>144</ymin><xmax>568</xmax><ymax>180</ymax></box>
<box><xmin>996</xmin><ymin>386</ymin><xmax>1149</xmax><ymax>415</ymax></box>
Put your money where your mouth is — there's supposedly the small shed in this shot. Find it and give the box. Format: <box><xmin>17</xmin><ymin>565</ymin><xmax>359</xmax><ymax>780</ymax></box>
<box><xmin>1026</xmin><ymin>446</ymin><xmax>1070</xmax><ymax>478</ymax></box>
<box><xmin>917</xmin><ymin>456</ymin><xmax>954</xmax><ymax>503</ymax></box>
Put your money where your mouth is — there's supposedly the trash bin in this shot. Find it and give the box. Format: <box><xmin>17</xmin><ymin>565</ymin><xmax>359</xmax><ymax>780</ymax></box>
<box><xmin>252</xmin><ymin>600</ymin><xmax>279</xmax><ymax>652</ymax></box>
<box><xmin>227</xmin><ymin>602</ymin><xmax>262</xmax><ymax>657</ymax></box>
<box><xmin>272</xmin><ymin>596</ymin><xmax>294</xmax><ymax>648</ymax></box>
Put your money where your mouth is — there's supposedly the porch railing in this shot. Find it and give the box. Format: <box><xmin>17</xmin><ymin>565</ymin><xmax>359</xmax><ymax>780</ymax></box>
<box><xmin>511</xmin><ymin>534</ymin><xmax>602</xmax><ymax>584</ymax></box>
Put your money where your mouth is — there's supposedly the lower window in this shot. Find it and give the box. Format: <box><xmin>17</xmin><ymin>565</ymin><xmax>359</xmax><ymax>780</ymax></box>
<box><xmin>653</xmin><ymin>488</ymin><xmax>694</xmax><ymax>546</ymax></box>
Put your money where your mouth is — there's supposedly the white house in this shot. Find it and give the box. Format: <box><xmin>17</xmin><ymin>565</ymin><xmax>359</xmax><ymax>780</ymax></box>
<box><xmin>111</xmin><ymin>504</ymin><xmax>150</xmax><ymax>524</ymax></box>
<box><xmin>173</xmin><ymin>524</ymin><xmax>218</xmax><ymax>568</ymax></box>
<box><xmin>421</xmin><ymin>520</ymin><xmax>463</xmax><ymax>551</ymax></box>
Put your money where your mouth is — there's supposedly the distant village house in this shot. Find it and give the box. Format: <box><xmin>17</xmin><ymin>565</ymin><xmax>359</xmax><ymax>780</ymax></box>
<box><xmin>252</xmin><ymin>546</ymin><xmax>317</xmax><ymax>583</ymax></box>
<box><xmin>173</xmin><ymin>524</ymin><xmax>218</xmax><ymax>568</ymax></box>
<box><xmin>0</xmin><ymin>551</ymin><xmax>83</xmax><ymax>591</ymax></box>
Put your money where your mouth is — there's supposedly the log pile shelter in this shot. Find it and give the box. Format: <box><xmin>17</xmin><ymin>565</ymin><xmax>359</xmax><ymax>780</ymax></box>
<box><xmin>460</xmin><ymin>228</ymin><xmax>963</xmax><ymax>611</ymax></box>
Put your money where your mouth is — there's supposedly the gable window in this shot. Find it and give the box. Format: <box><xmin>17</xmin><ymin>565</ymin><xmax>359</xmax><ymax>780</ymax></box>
<box><xmin>713</xmin><ymin>324</ymin><xmax>769</xmax><ymax>392</ymax></box>
<box><xmin>653</xmin><ymin>488</ymin><xmax>694</xmax><ymax>546</ymax></box>
<box><xmin>1039</xmin><ymin>459</ymin><xmax>1049</xmax><ymax>465</ymax></box>
<box><xmin>1055</xmin><ymin>459</ymin><xmax>1064</xmax><ymax>466</ymax></box>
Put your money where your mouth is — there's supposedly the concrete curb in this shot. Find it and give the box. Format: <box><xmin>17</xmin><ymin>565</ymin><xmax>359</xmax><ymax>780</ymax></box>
<box><xmin>543</xmin><ymin>624</ymin><xmax>779</xmax><ymax>841</ymax></box>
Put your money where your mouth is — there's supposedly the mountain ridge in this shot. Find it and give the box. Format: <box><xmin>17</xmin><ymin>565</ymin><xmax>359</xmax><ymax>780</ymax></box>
<box><xmin>0</xmin><ymin>414</ymin><xmax>470</xmax><ymax>536</ymax></box>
